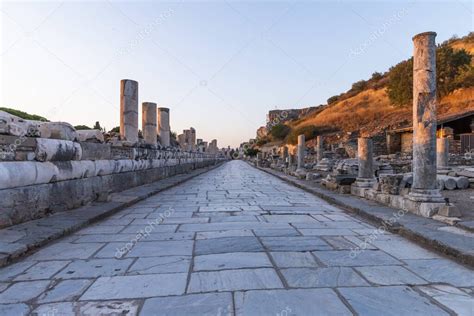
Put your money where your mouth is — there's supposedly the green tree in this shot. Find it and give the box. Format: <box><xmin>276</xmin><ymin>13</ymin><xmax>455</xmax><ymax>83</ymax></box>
<box><xmin>436</xmin><ymin>46</ymin><xmax>472</xmax><ymax>96</ymax></box>
<box><xmin>0</xmin><ymin>107</ymin><xmax>48</xmax><ymax>121</ymax></box>
<box><xmin>244</xmin><ymin>147</ymin><xmax>259</xmax><ymax>157</ymax></box>
<box><xmin>387</xmin><ymin>58</ymin><xmax>413</xmax><ymax>106</ymax></box>
<box><xmin>93</xmin><ymin>121</ymin><xmax>102</xmax><ymax>131</ymax></box>
<box><xmin>270</xmin><ymin>124</ymin><xmax>291</xmax><ymax>140</ymax></box>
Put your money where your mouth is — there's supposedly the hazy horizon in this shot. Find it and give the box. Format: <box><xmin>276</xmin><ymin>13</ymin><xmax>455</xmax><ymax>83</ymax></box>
<box><xmin>1</xmin><ymin>0</ymin><xmax>472</xmax><ymax>148</ymax></box>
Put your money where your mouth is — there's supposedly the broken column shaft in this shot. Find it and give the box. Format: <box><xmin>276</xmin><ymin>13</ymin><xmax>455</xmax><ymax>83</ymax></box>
<box><xmin>437</xmin><ymin>138</ymin><xmax>449</xmax><ymax>169</ymax></box>
<box><xmin>316</xmin><ymin>136</ymin><xmax>323</xmax><ymax>162</ymax></box>
<box><xmin>120</xmin><ymin>79</ymin><xmax>139</xmax><ymax>143</ymax></box>
<box><xmin>297</xmin><ymin>134</ymin><xmax>305</xmax><ymax>170</ymax></box>
<box><xmin>157</xmin><ymin>107</ymin><xmax>170</xmax><ymax>147</ymax></box>
<box><xmin>409</xmin><ymin>32</ymin><xmax>443</xmax><ymax>202</ymax></box>
<box><xmin>355</xmin><ymin>137</ymin><xmax>375</xmax><ymax>187</ymax></box>
<box><xmin>142</xmin><ymin>102</ymin><xmax>157</xmax><ymax>146</ymax></box>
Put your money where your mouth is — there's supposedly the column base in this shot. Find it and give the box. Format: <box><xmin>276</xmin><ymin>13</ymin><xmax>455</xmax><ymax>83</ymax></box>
<box><xmin>408</xmin><ymin>188</ymin><xmax>444</xmax><ymax>203</ymax></box>
<box><xmin>354</xmin><ymin>178</ymin><xmax>376</xmax><ymax>188</ymax></box>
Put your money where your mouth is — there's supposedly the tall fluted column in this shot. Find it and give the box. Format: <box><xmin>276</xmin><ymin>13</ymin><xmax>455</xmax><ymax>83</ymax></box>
<box><xmin>409</xmin><ymin>32</ymin><xmax>443</xmax><ymax>202</ymax></box>
<box><xmin>120</xmin><ymin>79</ymin><xmax>138</xmax><ymax>143</ymax></box>
<box><xmin>297</xmin><ymin>134</ymin><xmax>305</xmax><ymax>170</ymax></box>
<box><xmin>142</xmin><ymin>102</ymin><xmax>157</xmax><ymax>146</ymax></box>
<box><xmin>157</xmin><ymin>107</ymin><xmax>170</xmax><ymax>147</ymax></box>
<box><xmin>355</xmin><ymin>137</ymin><xmax>375</xmax><ymax>187</ymax></box>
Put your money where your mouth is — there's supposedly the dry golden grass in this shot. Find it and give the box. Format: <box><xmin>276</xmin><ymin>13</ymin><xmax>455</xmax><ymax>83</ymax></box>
<box><xmin>291</xmin><ymin>87</ymin><xmax>474</xmax><ymax>138</ymax></box>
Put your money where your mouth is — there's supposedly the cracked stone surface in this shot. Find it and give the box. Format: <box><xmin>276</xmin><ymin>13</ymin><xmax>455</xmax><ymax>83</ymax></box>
<box><xmin>0</xmin><ymin>161</ymin><xmax>472</xmax><ymax>315</ymax></box>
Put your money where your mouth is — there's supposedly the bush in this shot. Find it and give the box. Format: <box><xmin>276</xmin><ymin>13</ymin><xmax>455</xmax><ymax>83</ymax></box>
<box><xmin>371</xmin><ymin>72</ymin><xmax>383</xmax><ymax>81</ymax></box>
<box><xmin>74</xmin><ymin>125</ymin><xmax>91</xmax><ymax>130</ymax></box>
<box><xmin>327</xmin><ymin>95</ymin><xmax>340</xmax><ymax>104</ymax></box>
<box><xmin>109</xmin><ymin>126</ymin><xmax>120</xmax><ymax>133</ymax></box>
<box><xmin>270</xmin><ymin>124</ymin><xmax>291</xmax><ymax>140</ymax></box>
<box><xmin>244</xmin><ymin>148</ymin><xmax>259</xmax><ymax>157</ymax></box>
<box><xmin>286</xmin><ymin>125</ymin><xmax>319</xmax><ymax>144</ymax></box>
<box><xmin>350</xmin><ymin>80</ymin><xmax>367</xmax><ymax>93</ymax></box>
<box><xmin>437</xmin><ymin>46</ymin><xmax>472</xmax><ymax>96</ymax></box>
<box><xmin>387</xmin><ymin>58</ymin><xmax>413</xmax><ymax>106</ymax></box>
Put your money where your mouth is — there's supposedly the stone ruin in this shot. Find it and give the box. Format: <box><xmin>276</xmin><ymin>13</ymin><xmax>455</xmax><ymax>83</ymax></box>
<box><xmin>254</xmin><ymin>32</ymin><xmax>473</xmax><ymax>221</ymax></box>
<box><xmin>0</xmin><ymin>79</ymin><xmax>226</xmax><ymax>228</ymax></box>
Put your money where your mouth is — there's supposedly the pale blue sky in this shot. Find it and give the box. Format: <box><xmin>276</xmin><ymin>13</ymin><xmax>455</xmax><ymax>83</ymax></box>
<box><xmin>1</xmin><ymin>0</ymin><xmax>472</xmax><ymax>148</ymax></box>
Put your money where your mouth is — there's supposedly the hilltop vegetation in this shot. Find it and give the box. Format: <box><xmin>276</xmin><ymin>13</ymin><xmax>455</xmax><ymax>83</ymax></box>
<box><xmin>261</xmin><ymin>33</ymin><xmax>474</xmax><ymax>145</ymax></box>
<box><xmin>0</xmin><ymin>107</ymin><xmax>48</xmax><ymax>121</ymax></box>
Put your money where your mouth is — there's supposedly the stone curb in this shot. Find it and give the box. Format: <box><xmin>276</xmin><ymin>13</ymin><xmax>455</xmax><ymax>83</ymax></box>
<box><xmin>0</xmin><ymin>162</ymin><xmax>226</xmax><ymax>268</ymax></box>
<box><xmin>253</xmin><ymin>164</ymin><xmax>474</xmax><ymax>268</ymax></box>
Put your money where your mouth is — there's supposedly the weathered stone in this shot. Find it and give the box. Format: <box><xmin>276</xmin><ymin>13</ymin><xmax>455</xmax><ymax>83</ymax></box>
<box><xmin>409</xmin><ymin>32</ymin><xmax>443</xmax><ymax>203</ymax></box>
<box><xmin>141</xmin><ymin>293</ymin><xmax>233</xmax><ymax>316</ymax></box>
<box><xmin>438</xmin><ymin>204</ymin><xmax>462</xmax><ymax>217</ymax></box>
<box><xmin>339</xmin><ymin>286</ymin><xmax>449</xmax><ymax>315</ymax></box>
<box><xmin>194</xmin><ymin>252</ymin><xmax>271</xmax><ymax>271</ymax></box>
<box><xmin>379</xmin><ymin>174</ymin><xmax>404</xmax><ymax>195</ymax></box>
<box><xmin>76</xmin><ymin>130</ymin><xmax>104</xmax><ymax>143</ymax></box>
<box><xmin>157</xmin><ymin>107</ymin><xmax>170</xmax><ymax>147</ymax></box>
<box><xmin>355</xmin><ymin>137</ymin><xmax>376</xmax><ymax>187</ymax></box>
<box><xmin>120</xmin><ymin>79</ymin><xmax>139</xmax><ymax>143</ymax></box>
<box><xmin>37</xmin><ymin>121</ymin><xmax>77</xmax><ymax>141</ymax></box>
<box><xmin>35</xmin><ymin>138</ymin><xmax>81</xmax><ymax>161</ymax></box>
<box><xmin>235</xmin><ymin>289</ymin><xmax>351</xmax><ymax>315</ymax></box>
<box><xmin>188</xmin><ymin>268</ymin><xmax>283</xmax><ymax>292</ymax></box>
<box><xmin>296</xmin><ymin>134</ymin><xmax>305</xmax><ymax>171</ymax></box>
<box><xmin>436</xmin><ymin>137</ymin><xmax>449</xmax><ymax>169</ymax></box>
<box><xmin>142</xmin><ymin>102</ymin><xmax>157</xmax><ymax>146</ymax></box>
<box><xmin>80</xmin><ymin>274</ymin><xmax>187</xmax><ymax>300</ymax></box>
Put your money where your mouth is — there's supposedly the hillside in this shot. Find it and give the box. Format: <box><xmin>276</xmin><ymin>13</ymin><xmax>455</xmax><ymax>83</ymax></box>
<box><xmin>278</xmin><ymin>33</ymin><xmax>474</xmax><ymax>144</ymax></box>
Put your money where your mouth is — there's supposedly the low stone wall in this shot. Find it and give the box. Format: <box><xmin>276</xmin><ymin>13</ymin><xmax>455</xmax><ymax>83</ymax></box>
<box><xmin>0</xmin><ymin>156</ymin><xmax>223</xmax><ymax>228</ymax></box>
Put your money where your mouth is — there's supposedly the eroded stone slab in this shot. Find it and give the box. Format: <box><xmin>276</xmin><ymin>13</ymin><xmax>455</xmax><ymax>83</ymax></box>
<box><xmin>80</xmin><ymin>273</ymin><xmax>188</xmax><ymax>300</ymax></box>
<box><xmin>0</xmin><ymin>280</ymin><xmax>50</xmax><ymax>303</ymax></box>
<box><xmin>141</xmin><ymin>293</ymin><xmax>232</xmax><ymax>316</ymax></box>
<box><xmin>55</xmin><ymin>258</ymin><xmax>133</xmax><ymax>279</ymax></box>
<box><xmin>194</xmin><ymin>237</ymin><xmax>263</xmax><ymax>255</ymax></box>
<box><xmin>260</xmin><ymin>237</ymin><xmax>331</xmax><ymax>251</ymax></box>
<box><xmin>128</xmin><ymin>256</ymin><xmax>191</xmax><ymax>274</ymax></box>
<box><xmin>270</xmin><ymin>252</ymin><xmax>318</xmax><ymax>268</ymax></box>
<box><xmin>355</xmin><ymin>265</ymin><xmax>427</xmax><ymax>285</ymax></box>
<box><xmin>315</xmin><ymin>250</ymin><xmax>402</xmax><ymax>266</ymax></box>
<box><xmin>282</xmin><ymin>267</ymin><xmax>369</xmax><ymax>287</ymax></box>
<box><xmin>339</xmin><ymin>286</ymin><xmax>449</xmax><ymax>316</ymax></box>
<box><xmin>417</xmin><ymin>284</ymin><xmax>474</xmax><ymax>316</ymax></box>
<box><xmin>235</xmin><ymin>289</ymin><xmax>351</xmax><ymax>315</ymax></box>
<box><xmin>37</xmin><ymin>279</ymin><xmax>92</xmax><ymax>303</ymax></box>
<box><xmin>194</xmin><ymin>252</ymin><xmax>271</xmax><ymax>271</ymax></box>
<box><xmin>188</xmin><ymin>268</ymin><xmax>283</xmax><ymax>293</ymax></box>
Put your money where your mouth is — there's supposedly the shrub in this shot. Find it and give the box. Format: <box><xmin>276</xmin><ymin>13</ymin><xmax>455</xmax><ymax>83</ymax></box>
<box><xmin>270</xmin><ymin>124</ymin><xmax>291</xmax><ymax>140</ymax></box>
<box><xmin>327</xmin><ymin>95</ymin><xmax>340</xmax><ymax>104</ymax></box>
<box><xmin>74</xmin><ymin>125</ymin><xmax>91</xmax><ymax>130</ymax></box>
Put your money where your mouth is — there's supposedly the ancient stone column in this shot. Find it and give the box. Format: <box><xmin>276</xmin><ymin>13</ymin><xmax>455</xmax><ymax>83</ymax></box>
<box><xmin>436</xmin><ymin>138</ymin><xmax>449</xmax><ymax>169</ymax></box>
<box><xmin>142</xmin><ymin>102</ymin><xmax>157</xmax><ymax>146</ymax></box>
<box><xmin>157</xmin><ymin>107</ymin><xmax>170</xmax><ymax>147</ymax></box>
<box><xmin>297</xmin><ymin>134</ymin><xmax>305</xmax><ymax>170</ymax></box>
<box><xmin>355</xmin><ymin>137</ymin><xmax>375</xmax><ymax>187</ymax></box>
<box><xmin>120</xmin><ymin>79</ymin><xmax>139</xmax><ymax>143</ymax></box>
<box><xmin>316</xmin><ymin>135</ymin><xmax>323</xmax><ymax>162</ymax></box>
<box><xmin>409</xmin><ymin>32</ymin><xmax>443</xmax><ymax>202</ymax></box>
<box><xmin>282</xmin><ymin>146</ymin><xmax>288</xmax><ymax>162</ymax></box>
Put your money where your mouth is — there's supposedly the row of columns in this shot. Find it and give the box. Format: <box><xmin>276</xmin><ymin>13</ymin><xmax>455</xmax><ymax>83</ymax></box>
<box><xmin>119</xmin><ymin>79</ymin><xmax>171</xmax><ymax>147</ymax></box>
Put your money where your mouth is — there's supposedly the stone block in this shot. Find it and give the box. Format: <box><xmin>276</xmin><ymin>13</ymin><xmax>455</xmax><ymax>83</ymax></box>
<box><xmin>35</xmin><ymin>139</ymin><xmax>80</xmax><ymax>162</ymax></box>
<box><xmin>437</xmin><ymin>204</ymin><xmax>461</xmax><ymax>217</ymax></box>
<box><xmin>79</xmin><ymin>142</ymin><xmax>111</xmax><ymax>160</ymax></box>
<box><xmin>76</xmin><ymin>130</ymin><xmax>104</xmax><ymax>143</ymax></box>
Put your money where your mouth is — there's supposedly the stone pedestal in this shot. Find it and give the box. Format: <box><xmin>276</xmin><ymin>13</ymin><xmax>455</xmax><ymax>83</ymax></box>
<box><xmin>355</xmin><ymin>138</ymin><xmax>375</xmax><ymax>187</ymax></box>
<box><xmin>157</xmin><ymin>107</ymin><xmax>170</xmax><ymax>147</ymax></box>
<box><xmin>316</xmin><ymin>136</ymin><xmax>323</xmax><ymax>162</ymax></box>
<box><xmin>142</xmin><ymin>102</ymin><xmax>157</xmax><ymax>146</ymax></box>
<box><xmin>297</xmin><ymin>134</ymin><xmax>305</xmax><ymax>171</ymax></box>
<box><xmin>408</xmin><ymin>32</ymin><xmax>443</xmax><ymax>203</ymax></box>
<box><xmin>120</xmin><ymin>79</ymin><xmax>139</xmax><ymax>143</ymax></box>
<box><xmin>436</xmin><ymin>138</ymin><xmax>449</xmax><ymax>170</ymax></box>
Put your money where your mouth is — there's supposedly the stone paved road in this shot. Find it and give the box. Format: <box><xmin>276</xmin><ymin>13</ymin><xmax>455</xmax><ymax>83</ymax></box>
<box><xmin>1</xmin><ymin>161</ymin><xmax>473</xmax><ymax>315</ymax></box>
